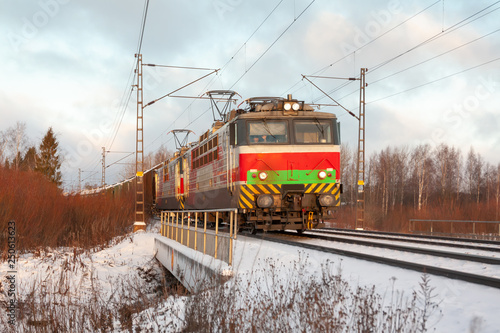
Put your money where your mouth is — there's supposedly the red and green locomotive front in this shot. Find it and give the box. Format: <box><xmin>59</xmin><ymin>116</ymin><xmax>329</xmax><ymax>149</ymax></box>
<box><xmin>233</xmin><ymin>99</ymin><xmax>341</xmax><ymax>232</ymax></box>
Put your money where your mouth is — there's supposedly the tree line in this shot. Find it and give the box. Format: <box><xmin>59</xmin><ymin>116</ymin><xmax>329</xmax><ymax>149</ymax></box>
<box><xmin>0</xmin><ymin>122</ymin><xmax>62</xmax><ymax>187</ymax></box>
<box><xmin>341</xmin><ymin>143</ymin><xmax>500</xmax><ymax>226</ymax></box>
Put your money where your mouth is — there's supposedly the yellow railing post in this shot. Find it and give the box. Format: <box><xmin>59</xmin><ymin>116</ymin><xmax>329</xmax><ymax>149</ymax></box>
<box><xmin>203</xmin><ymin>212</ymin><xmax>207</xmax><ymax>255</ymax></box>
<box><xmin>181</xmin><ymin>212</ymin><xmax>185</xmax><ymax>245</ymax></box>
<box><xmin>194</xmin><ymin>212</ymin><xmax>198</xmax><ymax>251</ymax></box>
<box><xmin>187</xmin><ymin>213</ymin><xmax>191</xmax><ymax>248</ymax></box>
<box><xmin>158</xmin><ymin>209</ymin><xmax>239</xmax><ymax>265</ymax></box>
<box><xmin>175</xmin><ymin>212</ymin><xmax>179</xmax><ymax>242</ymax></box>
<box><xmin>215</xmin><ymin>211</ymin><xmax>219</xmax><ymax>259</ymax></box>
<box><xmin>229</xmin><ymin>210</ymin><xmax>233</xmax><ymax>266</ymax></box>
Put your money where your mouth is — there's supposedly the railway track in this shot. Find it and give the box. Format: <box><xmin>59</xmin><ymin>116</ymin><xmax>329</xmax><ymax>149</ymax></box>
<box><xmin>245</xmin><ymin>230</ymin><xmax>500</xmax><ymax>289</ymax></box>
<box><xmin>302</xmin><ymin>230</ymin><xmax>500</xmax><ymax>264</ymax></box>
<box><xmin>321</xmin><ymin>227</ymin><xmax>500</xmax><ymax>248</ymax></box>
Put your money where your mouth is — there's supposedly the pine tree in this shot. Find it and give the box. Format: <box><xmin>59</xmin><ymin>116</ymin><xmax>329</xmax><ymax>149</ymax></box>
<box><xmin>20</xmin><ymin>146</ymin><xmax>37</xmax><ymax>171</ymax></box>
<box><xmin>35</xmin><ymin>127</ymin><xmax>62</xmax><ymax>187</ymax></box>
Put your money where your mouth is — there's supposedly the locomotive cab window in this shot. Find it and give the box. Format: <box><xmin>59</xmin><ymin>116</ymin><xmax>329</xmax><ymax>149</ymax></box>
<box><xmin>248</xmin><ymin>120</ymin><xmax>288</xmax><ymax>144</ymax></box>
<box><xmin>294</xmin><ymin>119</ymin><xmax>332</xmax><ymax>144</ymax></box>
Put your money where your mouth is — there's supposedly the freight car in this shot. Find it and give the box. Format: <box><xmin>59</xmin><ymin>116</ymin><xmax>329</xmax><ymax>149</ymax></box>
<box><xmin>154</xmin><ymin>91</ymin><xmax>342</xmax><ymax>233</ymax></box>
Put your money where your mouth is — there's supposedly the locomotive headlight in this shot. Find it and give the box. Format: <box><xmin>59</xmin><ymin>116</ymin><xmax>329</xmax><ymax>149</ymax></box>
<box><xmin>284</xmin><ymin>102</ymin><xmax>292</xmax><ymax>111</ymax></box>
<box><xmin>258</xmin><ymin>171</ymin><xmax>268</xmax><ymax>181</ymax></box>
<box><xmin>318</xmin><ymin>170</ymin><xmax>327</xmax><ymax>179</ymax></box>
<box><xmin>257</xmin><ymin>194</ymin><xmax>274</xmax><ymax>208</ymax></box>
<box><xmin>292</xmin><ymin>102</ymin><xmax>300</xmax><ymax>111</ymax></box>
<box><xmin>319</xmin><ymin>194</ymin><xmax>335</xmax><ymax>207</ymax></box>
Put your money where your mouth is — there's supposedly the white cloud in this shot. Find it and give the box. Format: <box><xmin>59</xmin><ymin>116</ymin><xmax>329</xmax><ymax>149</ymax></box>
<box><xmin>1</xmin><ymin>0</ymin><xmax>499</xmax><ymax>188</ymax></box>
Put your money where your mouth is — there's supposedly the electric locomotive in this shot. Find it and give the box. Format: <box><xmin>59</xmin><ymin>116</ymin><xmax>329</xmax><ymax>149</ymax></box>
<box><xmin>155</xmin><ymin>91</ymin><xmax>342</xmax><ymax>232</ymax></box>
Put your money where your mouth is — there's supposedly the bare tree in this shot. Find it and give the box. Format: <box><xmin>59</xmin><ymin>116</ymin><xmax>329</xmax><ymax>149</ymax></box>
<box><xmin>465</xmin><ymin>147</ymin><xmax>483</xmax><ymax>205</ymax></box>
<box><xmin>5</xmin><ymin>121</ymin><xmax>29</xmax><ymax>169</ymax></box>
<box><xmin>411</xmin><ymin>144</ymin><xmax>433</xmax><ymax>211</ymax></box>
<box><xmin>392</xmin><ymin>146</ymin><xmax>409</xmax><ymax>209</ymax></box>
<box><xmin>434</xmin><ymin>144</ymin><xmax>461</xmax><ymax>203</ymax></box>
<box><xmin>0</xmin><ymin>130</ymin><xmax>6</xmax><ymax>167</ymax></box>
<box><xmin>153</xmin><ymin>144</ymin><xmax>171</xmax><ymax>165</ymax></box>
<box><xmin>340</xmin><ymin>143</ymin><xmax>355</xmax><ymax>205</ymax></box>
<box><xmin>496</xmin><ymin>163</ymin><xmax>500</xmax><ymax>221</ymax></box>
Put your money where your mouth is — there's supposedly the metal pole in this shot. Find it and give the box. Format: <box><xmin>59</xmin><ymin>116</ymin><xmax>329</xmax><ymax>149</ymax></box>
<box><xmin>133</xmin><ymin>53</ymin><xmax>146</xmax><ymax>232</ymax></box>
<box><xmin>355</xmin><ymin>68</ymin><xmax>367</xmax><ymax>230</ymax></box>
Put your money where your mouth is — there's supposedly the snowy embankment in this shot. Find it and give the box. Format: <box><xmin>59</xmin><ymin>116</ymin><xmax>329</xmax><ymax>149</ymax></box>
<box><xmin>2</xmin><ymin>221</ymin><xmax>500</xmax><ymax>332</ymax></box>
<box><xmin>1</xmin><ymin>223</ymin><xmax>186</xmax><ymax>332</ymax></box>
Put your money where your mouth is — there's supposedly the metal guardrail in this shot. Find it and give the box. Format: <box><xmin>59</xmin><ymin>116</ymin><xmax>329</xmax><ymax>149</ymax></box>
<box><xmin>409</xmin><ymin>219</ymin><xmax>500</xmax><ymax>236</ymax></box>
<box><xmin>160</xmin><ymin>209</ymin><xmax>238</xmax><ymax>265</ymax></box>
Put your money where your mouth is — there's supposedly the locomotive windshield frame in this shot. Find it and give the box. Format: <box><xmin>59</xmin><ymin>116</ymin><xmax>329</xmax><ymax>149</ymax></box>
<box><xmin>235</xmin><ymin>117</ymin><xmax>339</xmax><ymax>146</ymax></box>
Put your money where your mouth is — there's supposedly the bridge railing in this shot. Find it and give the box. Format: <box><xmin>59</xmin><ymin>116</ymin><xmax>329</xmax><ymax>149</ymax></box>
<box><xmin>409</xmin><ymin>219</ymin><xmax>500</xmax><ymax>237</ymax></box>
<box><xmin>159</xmin><ymin>208</ymin><xmax>238</xmax><ymax>265</ymax></box>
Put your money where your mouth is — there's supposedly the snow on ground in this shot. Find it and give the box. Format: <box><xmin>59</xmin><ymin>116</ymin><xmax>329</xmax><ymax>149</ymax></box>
<box><xmin>2</xmin><ymin>222</ymin><xmax>500</xmax><ymax>332</ymax></box>
<box><xmin>229</xmin><ymin>235</ymin><xmax>500</xmax><ymax>332</ymax></box>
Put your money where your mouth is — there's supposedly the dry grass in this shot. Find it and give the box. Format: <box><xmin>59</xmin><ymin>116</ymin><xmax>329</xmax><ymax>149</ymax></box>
<box><xmin>0</xmin><ymin>167</ymin><xmax>134</xmax><ymax>255</ymax></box>
<box><xmin>182</xmin><ymin>256</ymin><xmax>442</xmax><ymax>333</ymax></box>
<box><xmin>0</xmin><ymin>253</ymin><xmax>185</xmax><ymax>332</ymax></box>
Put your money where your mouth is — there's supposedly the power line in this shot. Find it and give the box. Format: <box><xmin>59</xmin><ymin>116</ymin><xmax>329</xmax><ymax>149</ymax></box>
<box><xmin>369</xmin><ymin>1</ymin><xmax>500</xmax><ymax>73</ymax></box>
<box><xmin>310</xmin><ymin>2</ymin><xmax>500</xmax><ymax>109</ymax></box>
<box><xmin>146</xmin><ymin>0</ymin><xmax>296</xmax><ymax>153</ymax></box>
<box><xmin>219</xmin><ymin>0</ymin><xmax>285</xmax><ymax>75</ymax></box>
<box><xmin>95</xmin><ymin>0</ymin><xmax>151</xmax><ymax>184</ymax></box>
<box><xmin>282</xmin><ymin>0</ymin><xmax>441</xmax><ymax>96</ymax></box>
<box><xmin>370</xmin><ymin>27</ymin><xmax>500</xmax><ymax>86</ymax></box>
<box><xmin>369</xmin><ymin>56</ymin><xmax>500</xmax><ymax>104</ymax></box>
<box><xmin>137</xmin><ymin>0</ymin><xmax>150</xmax><ymax>56</ymax></box>
<box><xmin>106</xmin><ymin>0</ymin><xmax>150</xmax><ymax>153</ymax></box>
<box><xmin>229</xmin><ymin>0</ymin><xmax>317</xmax><ymax>90</ymax></box>
<box><xmin>327</xmin><ymin>24</ymin><xmax>500</xmax><ymax>107</ymax></box>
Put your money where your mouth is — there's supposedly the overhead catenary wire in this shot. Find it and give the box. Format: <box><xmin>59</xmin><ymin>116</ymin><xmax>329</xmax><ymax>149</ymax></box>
<box><xmin>81</xmin><ymin>0</ymin><xmax>151</xmax><ymax>187</ymax></box>
<box><xmin>147</xmin><ymin>0</ymin><xmax>308</xmax><ymax>153</ymax></box>
<box><xmin>368</xmin><ymin>56</ymin><xmax>500</xmax><ymax>105</ymax></box>
<box><xmin>282</xmin><ymin>0</ymin><xmax>442</xmax><ymax>96</ymax></box>
<box><xmin>310</xmin><ymin>1</ymin><xmax>500</xmax><ymax>112</ymax></box>
<box><xmin>369</xmin><ymin>1</ymin><xmax>500</xmax><ymax>73</ymax></box>
<box><xmin>229</xmin><ymin>0</ymin><xmax>317</xmax><ymax>90</ymax></box>
<box><xmin>326</xmin><ymin>23</ymin><xmax>500</xmax><ymax>107</ymax></box>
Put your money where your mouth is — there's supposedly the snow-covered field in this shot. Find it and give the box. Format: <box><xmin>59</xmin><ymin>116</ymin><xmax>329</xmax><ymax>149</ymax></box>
<box><xmin>2</xmin><ymin>221</ymin><xmax>500</xmax><ymax>332</ymax></box>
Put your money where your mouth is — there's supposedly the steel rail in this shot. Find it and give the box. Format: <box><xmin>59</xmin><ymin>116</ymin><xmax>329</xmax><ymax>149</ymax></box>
<box><xmin>293</xmin><ymin>231</ymin><xmax>500</xmax><ymax>265</ymax></box>
<box><xmin>245</xmin><ymin>233</ymin><xmax>500</xmax><ymax>289</ymax></box>
<box><xmin>325</xmin><ymin>227</ymin><xmax>500</xmax><ymax>246</ymax></box>
<box><xmin>312</xmin><ymin>229</ymin><xmax>500</xmax><ymax>253</ymax></box>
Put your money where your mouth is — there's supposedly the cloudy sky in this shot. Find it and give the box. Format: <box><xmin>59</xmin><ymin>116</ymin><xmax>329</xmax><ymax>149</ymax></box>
<box><xmin>1</xmin><ymin>0</ymin><xmax>499</xmax><ymax>190</ymax></box>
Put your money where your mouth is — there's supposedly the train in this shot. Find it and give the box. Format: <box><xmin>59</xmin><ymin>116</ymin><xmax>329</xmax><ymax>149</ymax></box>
<box><xmin>153</xmin><ymin>91</ymin><xmax>342</xmax><ymax>233</ymax></box>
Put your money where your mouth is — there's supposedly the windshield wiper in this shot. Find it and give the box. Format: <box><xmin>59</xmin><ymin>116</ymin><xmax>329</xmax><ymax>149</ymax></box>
<box><xmin>313</xmin><ymin>118</ymin><xmax>325</xmax><ymax>136</ymax></box>
<box><xmin>262</xmin><ymin>119</ymin><xmax>277</xmax><ymax>139</ymax></box>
